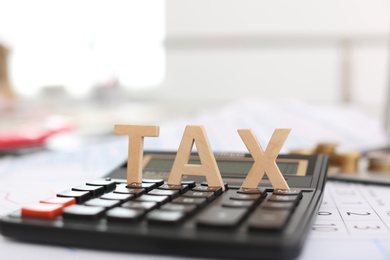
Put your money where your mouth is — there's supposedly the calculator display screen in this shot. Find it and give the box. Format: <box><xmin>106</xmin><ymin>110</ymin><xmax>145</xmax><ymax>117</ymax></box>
<box><xmin>143</xmin><ymin>157</ymin><xmax>307</xmax><ymax>176</ymax></box>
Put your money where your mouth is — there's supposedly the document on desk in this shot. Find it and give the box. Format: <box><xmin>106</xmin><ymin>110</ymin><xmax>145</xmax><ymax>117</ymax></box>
<box><xmin>300</xmin><ymin>181</ymin><xmax>390</xmax><ymax>260</ymax></box>
<box><xmin>0</xmin><ymin>98</ymin><xmax>390</xmax><ymax>259</ymax></box>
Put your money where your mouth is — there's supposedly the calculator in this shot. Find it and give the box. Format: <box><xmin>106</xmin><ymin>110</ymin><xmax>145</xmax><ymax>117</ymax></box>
<box><xmin>0</xmin><ymin>151</ymin><xmax>328</xmax><ymax>260</ymax></box>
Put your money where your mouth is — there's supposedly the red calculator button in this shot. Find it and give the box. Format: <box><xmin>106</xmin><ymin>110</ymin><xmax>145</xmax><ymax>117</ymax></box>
<box><xmin>22</xmin><ymin>203</ymin><xmax>64</xmax><ymax>218</ymax></box>
<box><xmin>40</xmin><ymin>197</ymin><xmax>76</xmax><ymax>207</ymax></box>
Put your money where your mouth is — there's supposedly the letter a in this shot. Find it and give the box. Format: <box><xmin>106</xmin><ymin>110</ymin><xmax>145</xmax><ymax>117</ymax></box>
<box><xmin>168</xmin><ymin>125</ymin><xmax>225</xmax><ymax>191</ymax></box>
<box><xmin>114</xmin><ymin>125</ymin><xmax>160</xmax><ymax>184</ymax></box>
<box><xmin>238</xmin><ymin>128</ymin><xmax>290</xmax><ymax>190</ymax></box>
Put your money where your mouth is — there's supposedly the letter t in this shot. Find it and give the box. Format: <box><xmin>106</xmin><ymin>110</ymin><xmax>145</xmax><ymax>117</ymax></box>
<box><xmin>114</xmin><ymin>125</ymin><xmax>160</xmax><ymax>184</ymax></box>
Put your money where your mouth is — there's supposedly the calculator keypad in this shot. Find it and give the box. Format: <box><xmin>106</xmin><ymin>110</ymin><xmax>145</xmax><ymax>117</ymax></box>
<box><xmin>20</xmin><ymin>178</ymin><xmax>305</xmax><ymax>232</ymax></box>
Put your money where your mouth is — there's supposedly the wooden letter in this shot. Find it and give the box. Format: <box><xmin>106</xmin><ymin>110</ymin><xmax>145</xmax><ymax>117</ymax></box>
<box><xmin>238</xmin><ymin>128</ymin><xmax>290</xmax><ymax>190</ymax></box>
<box><xmin>114</xmin><ymin>125</ymin><xmax>159</xmax><ymax>184</ymax></box>
<box><xmin>168</xmin><ymin>125</ymin><xmax>225</xmax><ymax>191</ymax></box>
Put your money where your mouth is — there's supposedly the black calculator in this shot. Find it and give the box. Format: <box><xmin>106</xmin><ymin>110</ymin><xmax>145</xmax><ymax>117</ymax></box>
<box><xmin>0</xmin><ymin>152</ymin><xmax>328</xmax><ymax>260</ymax></box>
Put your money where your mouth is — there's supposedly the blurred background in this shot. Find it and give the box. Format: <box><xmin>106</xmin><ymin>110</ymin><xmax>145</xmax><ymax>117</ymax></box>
<box><xmin>1</xmin><ymin>1</ymin><xmax>390</xmax><ymax>257</ymax></box>
<box><xmin>0</xmin><ymin>0</ymin><xmax>390</xmax><ymax>153</ymax></box>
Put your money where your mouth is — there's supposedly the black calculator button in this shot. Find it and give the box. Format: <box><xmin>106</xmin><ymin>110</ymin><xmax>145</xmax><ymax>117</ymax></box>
<box><xmin>197</xmin><ymin>206</ymin><xmax>248</xmax><ymax>228</ymax></box>
<box><xmin>182</xmin><ymin>191</ymin><xmax>215</xmax><ymax>202</ymax></box>
<box><xmin>192</xmin><ymin>185</ymin><xmax>223</xmax><ymax>196</ymax></box>
<box><xmin>260</xmin><ymin>201</ymin><xmax>295</xmax><ymax>210</ymax></box>
<box><xmin>158</xmin><ymin>184</ymin><xmax>189</xmax><ymax>194</ymax></box>
<box><xmin>100</xmin><ymin>192</ymin><xmax>134</xmax><ymax>202</ymax></box>
<box><xmin>160</xmin><ymin>203</ymin><xmax>197</xmax><ymax>215</ymax></box>
<box><xmin>181</xmin><ymin>180</ymin><xmax>196</xmax><ymax>188</ymax></box>
<box><xmin>57</xmin><ymin>190</ymin><xmax>90</xmax><ymax>204</ymax></box>
<box><xmin>127</xmin><ymin>182</ymin><xmax>156</xmax><ymax>191</ymax></box>
<box><xmin>135</xmin><ymin>194</ymin><xmax>169</xmax><ymax>206</ymax></box>
<box><xmin>147</xmin><ymin>210</ymin><xmax>186</xmax><ymax>225</ymax></box>
<box><xmin>72</xmin><ymin>185</ymin><xmax>105</xmax><ymax>197</ymax></box>
<box><xmin>172</xmin><ymin>197</ymin><xmax>207</xmax><ymax>208</ymax></box>
<box><xmin>106</xmin><ymin>208</ymin><xmax>145</xmax><ymax>222</ymax></box>
<box><xmin>201</xmin><ymin>181</ymin><xmax>229</xmax><ymax>190</ymax></box>
<box><xmin>121</xmin><ymin>201</ymin><xmax>158</xmax><ymax>212</ymax></box>
<box><xmin>114</xmin><ymin>185</ymin><xmax>146</xmax><ymax>197</ymax></box>
<box><xmin>222</xmin><ymin>200</ymin><xmax>254</xmax><ymax>208</ymax></box>
<box><xmin>230</xmin><ymin>193</ymin><xmax>263</xmax><ymax>201</ymax></box>
<box><xmin>62</xmin><ymin>205</ymin><xmax>105</xmax><ymax>220</ymax></box>
<box><xmin>248</xmin><ymin>209</ymin><xmax>291</xmax><ymax>231</ymax></box>
<box><xmin>273</xmin><ymin>189</ymin><xmax>302</xmax><ymax>196</ymax></box>
<box><xmin>86</xmin><ymin>179</ymin><xmax>116</xmax><ymax>192</ymax></box>
<box><xmin>237</xmin><ymin>188</ymin><xmax>266</xmax><ymax>194</ymax></box>
<box><xmin>268</xmin><ymin>194</ymin><xmax>300</xmax><ymax>203</ymax></box>
<box><xmin>142</xmin><ymin>178</ymin><xmax>164</xmax><ymax>186</ymax></box>
<box><xmin>148</xmin><ymin>189</ymin><xmax>180</xmax><ymax>199</ymax></box>
<box><xmin>84</xmin><ymin>198</ymin><xmax>121</xmax><ymax>209</ymax></box>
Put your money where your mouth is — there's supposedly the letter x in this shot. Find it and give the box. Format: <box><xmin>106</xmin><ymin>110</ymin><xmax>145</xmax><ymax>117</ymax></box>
<box><xmin>238</xmin><ymin>128</ymin><xmax>290</xmax><ymax>190</ymax></box>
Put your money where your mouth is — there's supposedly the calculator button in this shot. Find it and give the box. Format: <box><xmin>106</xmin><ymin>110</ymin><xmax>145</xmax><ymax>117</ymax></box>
<box><xmin>261</xmin><ymin>201</ymin><xmax>295</xmax><ymax>210</ymax></box>
<box><xmin>100</xmin><ymin>192</ymin><xmax>134</xmax><ymax>202</ymax></box>
<box><xmin>127</xmin><ymin>182</ymin><xmax>156</xmax><ymax>191</ymax></box>
<box><xmin>222</xmin><ymin>200</ymin><xmax>254</xmax><ymax>208</ymax></box>
<box><xmin>22</xmin><ymin>203</ymin><xmax>64</xmax><ymax>219</ymax></box>
<box><xmin>86</xmin><ymin>179</ymin><xmax>116</xmax><ymax>192</ymax></box>
<box><xmin>57</xmin><ymin>190</ymin><xmax>90</xmax><ymax>204</ymax></box>
<box><xmin>248</xmin><ymin>209</ymin><xmax>291</xmax><ymax>231</ymax></box>
<box><xmin>40</xmin><ymin>197</ymin><xmax>76</xmax><ymax>207</ymax></box>
<box><xmin>135</xmin><ymin>194</ymin><xmax>169</xmax><ymax>206</ymax></box>
<box><xmin>158</xmin><ymin>184</ymin><xmax>189</xmax><ymax>194</ymax></box>
<box><xmin>147</xmin><ymin>210</ymin><xmax>186</xmax><ymax>225</ymax></box>
<box><xmin>114</xmin><ymin>185</ymin><xmax>146</xmax><ymax>197</ymax></box>
<box><xmin>230</xmin><ymin>193</ymin><xmax>263</xmax><ymax>201</ymax></box>
<box><xmin>148</xmin><ymin>189</ymin><xmax>180</xmax><ymax>199</ymax></box>
<box><xmin>201</xmin><ymin>181</ymin><xmax>229</xmax><ymax>190</ymax></box>
<box><xmin>182</xmin><ymin>191</ymin><xmax>215</xmax><ymax>202</ymax></box>
<box><xmin>237</xmin><ymin>188</ymin><xmax>266</xmax><ymax>194</ymax></box>
<box><xmin>192</xmin><ymin>185</ymin><xmax>223</xmax><ymax>196</ymax></box>
<box><xmin>268</xmin><ymin>194</ymin><xmax>300</xmax><ymax>203</ymax></box>
<box><xmin>172</xmin><ymin>197</ymin><xmax>207</xmax><ymax>208</ymax></box>
<box><xmin>197</xmin><ymin>206</ymin><xmax>248</xmax><ymax>228</ymax></box>
<box><xmin>84</xmin><ymin>198</ymin><xmax>121</xmax><ymax>209</ymax></box>
<box><xmin>106</xmin><ymin>208</ymin><xmax>145</xmax><ymax>222</ymax></box>
<box><xmin>142</xmin><ymin>178</ymin><xmax>165</xmax><ymax>186</ymax></box>
<box><xmin>62</xmin><ymin>205</ymin><xmax>105</xmax><ymax>220</ymax></box>
<box><xmin>181</xmin><ymin>180</ymin><xmax>196</xmax><ymax>188</ymax></box>
<box><xmin>273</xmin><ymin>189</ymin><xmax>302</xmax><ymax>196</ymax></box>
<box><xmin>121</xmin><ymin>201</ymin><xmax>158</xmax><ymax>212</ymax></box>
<box><xmin>72</xmin><ymin>185</ymin><xmax>105</xmax><ymax>197</ymax></box>
<box><xmin>160</xmin><ymin>203</ymin><xmax>197</xmax><ymax>215</ymax></box>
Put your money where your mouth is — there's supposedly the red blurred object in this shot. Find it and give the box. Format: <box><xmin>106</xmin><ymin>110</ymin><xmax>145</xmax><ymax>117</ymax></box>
<box><xmin>0</xmin><ymin>116</ymin><xmax>75</xmax><ymax>150</ymax></box>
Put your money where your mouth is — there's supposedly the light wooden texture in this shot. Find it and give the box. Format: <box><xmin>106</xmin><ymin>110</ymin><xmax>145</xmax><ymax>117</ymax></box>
<box><xmin>0</xmin><ymin>44</ymin><xmax>14</xmax><ymax>103</ymax></box>
<box><xmin>238</xmin><ymin>128</ymin><xmax>290</xmax><ymax>190</ymax></box>
<box><xmin>168</xmin><ymin>125</ymin><xmax>225</xmax><ymax>190</ymax></box>
<box><xmin>114</xmin><ymin>125</ymin><xmax>160</xmax><ymax>184</ymax></box>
